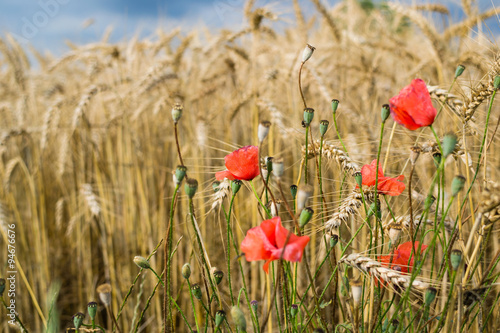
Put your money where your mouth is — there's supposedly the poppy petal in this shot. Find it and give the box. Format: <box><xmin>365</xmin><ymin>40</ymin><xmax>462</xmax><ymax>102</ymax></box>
<box><xmin>361</xmin><ymin>159</ymin><xmax>384</xmax><ymax>186</ymax></box>
<box><xmin>240</xmin><ymin>226</ymin><xmax>275</xmax><ymax>262</ymax></box>
<box><xmin>274</xmin><ymin>220</ymin><xmax>310</xmax><ymax>263</ymax></box>
<box><xmin>378</xmin><ymin>175</ymin><xmax>405</xmax><ymax>196</ymax></box>
<box><xmin>224</xmin><ymin>146</ymin><xmax>260</xmax><ymax>181</ymax></box>
<box><xmin>215</xmin><ymin>170</ymin><xmax>236</xmax><ymax>181</ymax></box>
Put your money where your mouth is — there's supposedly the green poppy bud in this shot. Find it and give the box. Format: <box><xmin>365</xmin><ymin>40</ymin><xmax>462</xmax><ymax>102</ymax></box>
<box><xmin>299</xmin><ymin>207</ymin><xmax>314</xmax><ymax>227</ymax></box>
<box><xmin>0</xmin><ymin>278</ymin><xmax>5</xmax><ymax>296</ymax></box>
<box><xmin>353</xmin><ymin>171</ymin><xmax>362</xmax><ymax>188</ymax></box>
<box><xmin>290</xmin><ymin>304</ymin><xmax>299</xmax><ymax>318</ymax></box>
<box><xmin>331</xmin><ymin>99</ymin><xmax>339</xmax><ymax>115</ymax></box>
<box><xmin>451</xmin><ymin>175</ymin><xmax>466</xmax><ymax>196</ymax></box>
<box><xmin>424</xmin><ymin>287</ymin><xmax>437</xmax><ymax>306</ymax></box>
<box><xmin>455</xmin><ymin>64</ymin><xmax>465</xmax><ymax>78</ymax></box>
<box><xmin>494</xmin><ymin>76</ymin><xmax>500</xmax><ymax>90</ymax></box>
<box><xmin>212</xmin><ymin>181</ymin><xmax>221</xmax><ymax>192</ymax></box>
<box><xmin>231</xmin><ymin>306</ymin><xmax>247</xmax><ymax>331</ymax></box>
<box><xmin>319</xmin><ymin>120</ymin><xmax>329</xmax><ymax>137</ymax></box>
<box><xmin>432</xmin><ymin>152</ymin><xmax>442</xmax><ymax>168</ymax></box>
<box><xmin>303</xmin><ymin>108</ymin><xmax>315</xmax><ymax>127</ymax></box>
<box><xmin>73</xmin><ymin>312</ymin><xmax>85</xmax><ymax>330</ymax></box>
<box><xmin>424</xmin><ymin>195</ymin><xmax>436</xmax><ymax>211</ymax></box>
<box><xmin>330</xmin><ymin>234</ymin><xmax>339</xmax><ymax>248</ymax></box>
<box><xmin>191</xmin><ymin>283</ymin><xmax>202</xmax><ymax>300</ymax></box>
<box><xmin>185</xmin><ymin>178</ymin><xmax>198</xmax><ymax>199</ymax></box>
<box><xmin>215</xmin><ymin>310</ymin><xmax>226</xmax><ymax>327</ymax></box>
<box><xmin>171</xmin><ymin>103</ymin><xmax>183</xmax><ymax>124</ymax></box>
<box><xmin>266</xmin><ymin>157</ymin><xmax>274</xmax><ymax>174</ymax></box>
<box><xmin>450</xmin><ymin>249</ymin><xmax>462</xmax><ymax>271</ymax></box>
<box><xmin>442</xmin><ymin>133</ymin><xmax>457</xmax><ymax>158</ymax></box>
<box><xmin>213</xmin><ymin>270</ymin><xmax>224</xmax><ymax>285</ymax></box>
<box><xmin>381</xmin><ymin>104</ymin><xmax>390</xmax><ymax>123</ymax></box>
<box><xmin>133</xmin><ymin>256</ymin><xmax>150</xmax><ymax>269</ymax></box>
<box><xmin>182</xmin><ymin>263</ymin><xmax>191</xmax><ymax>280</ymax></box>
<box><xmin>290</xmin><ymin>185</ymin><xmax>298</xmax><ymax>200</ymax></box>
<box><xmin>231</xmin><ymin>180</ymin><xmax>242</xmax><ymax>195</ymax></box>
<box><xmin>251</xmin><ymin>300</ymin><xmax>258</xmax><ymax>315</ymax></box>
<box><xmin>174</xmin><ymin>165</ymin><xmax>187</xmax><ymax>184</ymax></box>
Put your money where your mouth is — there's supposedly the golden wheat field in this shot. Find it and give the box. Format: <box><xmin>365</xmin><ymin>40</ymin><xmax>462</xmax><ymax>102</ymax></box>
<box><xmin>1</xmin><ymin>0</ymin><xmax>500</xmax><ymax>332</ymax></box>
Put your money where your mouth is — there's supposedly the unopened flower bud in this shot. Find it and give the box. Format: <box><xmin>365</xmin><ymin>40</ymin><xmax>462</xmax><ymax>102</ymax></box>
<box><xmin>231</xmin><ymin>306</ymin><xmax>247</xmax><ymax>331</ymax></box>
<box><xmin>442</xmin><ymin>133</ymin><xmax>457</xmax><ymax>158</ymax></box>
<box><xmin>353</xmin><ymin>171</ymin><xmax>362</xmax><ymax>188</ymax></box>
<box><xmin>381</xmin><ymin>104</ymin><xmax>390</xmax><ymax>123</ymax></box>
<box><xmin>424</xmin><ymin>195</ymin><xmax>435</xmax><ymax>210</ymax></box>
<box><xmin>231</xmin><ymin>180</ymin><xmax>242</xmax><ymax>195</ymax></box>
<box><xmin>301</xmin><ymin>44</ymin><xmax>315</xmax><ymax>63</ymax></box>
<box><xmin>494</xmin><ymin>76</ymin><xmax>500</xmax><ymax>90</ymax></box>
<box><xmin>367</xmin><ymin>200</ymin><xmax>380</xmax><ymax>219</ymax></box>
<box><xmin>185</xmin><ymin>178</ymin><xmax>198</xmax><ymax>198</ymax></box>
<box><xmin>331</xmin><ymin>99</ymin><xmax>339</xmax><ymax>115</ymax></box>
<box><xmin>174</xmin><ymin>165</ymin><xmax>187</xmax><ymax>184</ymax></box>
<box><xmin>455</xmin><ymin>64</ymin><xmax>465</xmax><ymax>78</ymax></box>
<box><xmin>290</xmin><ymin>185</ymin><xmax>298</xmax><ymax>199</ymax></box>
<box><xmin>213</xmin><ymin>270</ymin><xmax>224</xmax><ymax>285</ymax></box>
<box><xmin>299</xmin><ymin>207</ymin><xmax>314</xmax><ymax>227</ymax></box>
<box><xmin>96</xmin><ymin>283</ymin><xmax>112</xmax><ymax>307</ymax></box>
<box><xmin>258</xmin><ymin>121</ymin><xmax>271</xmax><ymax>143</ymax></box>
<box><xmin>266</xmin><ymin>157</ymin><xmax>273</xmax><ymax>174</ymax></box>
<box><xmin>451</xmin><ymin>175</ymin><xmax>466</xmax><ymax>196</ymax></box>
<box><xmin>171</xmin><ymin>103</ymin><xmax>183</xmax><ymax>124</ymax></box>
<box><xmin>182</xmin><ymin>263</ymin><xmax>191</xmax><ymax>279</ymax></box>
<box><xmin>250</xmin><ymin>300</ymin><xmax>258</xmax><ymax>314</ymax></box>
<box><xmin>215</xmin><ymin>310</ymin><xmax>226</xmax><ymax>327</ymax></box>
<box><xmin>272</xmin><ymin>158</ymin><xmax>284</xmax><ymax>179</ymax></box>
<box><xmin>319</xmin><ymin>120</ymin><xmax>329</xmax><ymax>137</ymax></box>
<box><xmin>450</xmin><ymin>249</ymin><xmax>462</xmax><ymax>271</ymax></box>
<box><xmin>133</xmin><ymin>256</ymin><xmax>151</xmax><ymax>269</ymax></box>
<box><xmin>297</xmin><ymin>184</ymin><xmax>313</xmax><ymax>212</ymax></box>
<box><xmin>87</xmin><ymin>302</ymin><xmax>97</xmax><ymax>321</ymax></box>
<box><xmin>330</xmin><ymin>234</ymin><xmax>339</xmax><ymax>248</ymax></box>
<box><xmin>432</xmin><ymin>152</ymin><xmax>442</xmax><ymax>168</ymax></box>
<box><xmin>73</xmin><ymin>312</ymin><xmax>85</xmax><ymax>330</ymax></box>
<box><xmin>290</xmin><ymin>304</ymin><xmax>299</xmax><ymax>318</ymax></box>
<box><xmin>191</xmin><ymin>283</ymin><xmax>202</xmax><ymax>300</ymax></box>
<box><xmin>410</xmin><ymin>146</ymin><xmax>421</xmax><ymax>165</ymax></box>
<box><xmin>303</xmin><ymin>108</ymin><xmax>315</xmax><ymax>127</ymax></box>
<box><xmin>424</xmin><ymin>287</ymin><xmax>437</xmax><ymax>306</ymax></box>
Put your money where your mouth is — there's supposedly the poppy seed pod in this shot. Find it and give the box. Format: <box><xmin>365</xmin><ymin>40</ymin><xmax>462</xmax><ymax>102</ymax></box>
<box><xmin>133</xmin><ymin>256</ymin><xmax>150</xmax><ymax>269</ymax></box>
<box><xmin>212</xmin><ymin>181</ymin><xmax>221</xmax><ymax>192</ymax></box>
<box><xmin>424</xmin><ymin>287</ymin><xmax>437</xmax><ymax>306</ymax></box>
<box><xmin>261</xmin><ymin>165</ymin><xmax>268</xmax><ymax>179</ymax></box>
<box><xmin>272</xmin><ymin>158</ymin><xmax>284</xmax><ymax>179</ymax></box>
<box><xmin>265</xmin><ymin>156</ymin><xmax>273</xmax><ymax>172</ymax></box>
<box><xmin>174</xmin><ymin>165</ymin><xmax>187</xmax><ymax>184</ymax></box>
<box><xmin>250</xmin><ymin>300</ymin><xmax>258</xmax><ymax>314</ymax></box>
<box><xmin>267</xmin><ymin>200</ymin><xmax>281</xmax><ymax>217</ymax></box>
<box><xmin>185</xmin><ymin>178</ymin><xmax>198</xmax><ymax>198</ymax></box>
<box><xmin>297</xmin><ymin>184</ymin><xmax>314</xmax><ymax>212</ymax></box>
<box><xmin>450</xmin><ymin>249</ymin><xmax>462</xmax><ymax>271</ymax></box>
<box><xmin>301</xmin><ymin>44</ymin><xmax>315</xmax><ymax>63</ymax></box>
<box><xmin>182</xmin><ymin>263</ymin><xmax>191</xmax><ymax>279</ymax></box>
<box><xmin>432</xmin><ymin>152</ymin><xmax>442</xmax><ymax>168</ymax></box>
<box><xmin>303</xmin><ymin>108</ymin><xmax>315</xmax><ymax>127</ymax></box>
<box><xmin>231</xmin><ymin>306</ymin><xmax>247</xmax><ymax>331</ymax></box>
<box><xmin>73</xmin><ymin>312</ymin><xmax>85</xmax><ymax>330</ymax></box>
<box><xmin>330</xmin><ymin>234</ymin><xmax>339</xmax><ymax>248</ymax></box>
<box><xmin>299</xmin><ymin>207</ymin><xmax>314</xmax><ymax>227</ymax></box>
<box><xmin>290</xmin><ymin>304</ymin><xmax>299</xmax><ymax>318</ymax></box>
<box><xmin>319</xmin><ymin>120</ymin><xmax>329</xmax><ymax>137</ymax></box>
<box><xmin>87</xmin><ymin>302</ymin><xmax>97</xmax><ymax>321</ymax></box>
<box><xmin>388</xmin><ymin>223</ymin><xmax>403</xmax><ymax>244</ymax></box>
<box><xmin>0</xmin><ymin>278</ymin><xmax>5</xmax><ymax>296</ymax></box>
<box><xmin>231</xmin><ymin>179</ymin><xmax>242</xmax><ymax>195</ymax></box>
<box><xmin>410</xmin><ymin>146</ymin><xmax>421</xmax><ymax>165</ymax></box>
<box><xmin>442</xmin><ymin>133</ymin><xmax>457</xmax><ymax>158</ymax></box>
<box><xmin>424</xmin><ymin>195</ymin><xmax>436</xmax><ymax>211</ymax></box>
<box><xmin>191</xmin><ymin>283</ymin><xmax>202</xmax><ymax>300</ymax></box>
<box><xmin>451</xmin><ymin>175</ymin><xmax>466</xmax><ymax>196</ymax></box>
<box><xmin>494</xmin><ymin>76</ymin><xmax>500</xmax><ymax>89</ymax></box>
<box><xmin>258</xmin><ymin>121</ymin><xmax>271</xmax><ymax>143</ymax></box>
<box><xmin>171</xmin><ymin>103</ymin><xmax>183</xmax><ymax>124</ymax></box>
<box><xmin>353</xmin><ymin>171</ymin><xmax>362</xmax><ymax>188</ymax></box>
<box><xmin>331</xmin><ymin>99</ymin><xmax>339</xmax><ymax>114</ymax></box>
<box><xmin>455</xmin><ymin>64</ymin><xmax>465</xmax><ymax>78</ymax></box>
<box><xmin>215</xmin><ymin>310</ymin><xmax>226</xmax><ymax>327</ymax></box>
<box><xmin>96</xmin><ymin>283</ymin><xmax>112</xmax><ymax>307</ymax></box>
<box><xmin>290</xmin><ymin>185</ymin><xmax>298</xmax><ymax>199</ymax></box>
<box><xmin>213</xmin><ymin>270</ymin><xmax>224</xmax><ymax>285</ymax></box>
<box><xmin>350</xmin><ymin>280</ymin><xmax>363</xmax><ymax>305</ymax></box>
<box><xmin>381</xmin><ymin>104</ymin><xmax>390</xmax><ymax>123</ymax></box>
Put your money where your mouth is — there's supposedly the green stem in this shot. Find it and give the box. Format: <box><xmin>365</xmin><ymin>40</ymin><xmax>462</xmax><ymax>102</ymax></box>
<box><xmin>305</xmin><ymin>126</ymin><xmax>309</xmax><ymax>184</ymax></box>
<box><xmin>333</xmin><ymin>114</ymin><xmax>349</xmax><ymax>156</ymax></box>
<box><xmin>187</xmin><ymin>280</ymin><xmax>201</xmax><ymax>333</ymax></box>
<box><xmin>249</xmin><ymin>180</ymin><xmax>271</xmax><ymax>217</ymax></box>
<box><xmin>227</xmin><ymin>194</ymin><xmax>236</xmax><ymax>305</ymax></box>
<box><xmin>1</xmin><ymin>296</ymin><xmax>28</xmax><ymax>332</ymax></box>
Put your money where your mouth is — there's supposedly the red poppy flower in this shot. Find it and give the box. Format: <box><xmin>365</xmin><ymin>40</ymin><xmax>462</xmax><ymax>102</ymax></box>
<box><xmin>240</xmin><ymin>217</ymin><xmax>310</xmax><ymax>273</ymax></box>
<box><xmin>215</xmin><ymin>145</ymin><xmax>260</xmax><ymax>181</ymax></box>
<box><xmin>378</xmin><ymin>241</ymin><xmax>428</xmax><ymax>274</ymax></box>
<box><xmin>389</xmin><ymin>79</ymin><xmax>437</xmax><ymax>130</ymax></box>
<box><xmin>359</xmin><ymin>160</ymin><xmax>405</xmax><ymax>196</ymax></box>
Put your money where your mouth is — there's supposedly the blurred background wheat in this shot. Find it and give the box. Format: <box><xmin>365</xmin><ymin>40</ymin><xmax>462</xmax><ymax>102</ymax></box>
<box><xmin>0</xmin><ymin>0</ymin><xmax>499</xmax><ymax>331</ymax></box>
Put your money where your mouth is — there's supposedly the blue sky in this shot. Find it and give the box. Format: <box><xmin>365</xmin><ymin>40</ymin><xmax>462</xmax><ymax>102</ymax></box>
<box><xmin>0</xmin><ymin>0</ymin><xmax>498</xmax><ymax>55</ymax></box>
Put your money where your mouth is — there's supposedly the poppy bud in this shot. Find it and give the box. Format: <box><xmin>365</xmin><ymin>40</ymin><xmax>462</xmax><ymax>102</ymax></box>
<box><xmin>231</xmin><ymin>180</ymin><xmax>242</xmax><ymax>195</ymax></box>
<box><xmin>303</xmin><ymin>108</ymin><xmax>315</xmax><ymax>127</ymax></box>
<box><xmin>133</xmin><ymin>256</ymin><xmax>150</xmax><ymax>269</ymax></box>
<box><xmin>0</xmin><ymin>278</ymin><xmax>5</xmax><ymax>296</ymax></box>
<box><xmin>351</xmin><ymin>279</ymin><xmax>362</xmax><ymax>305</ymax></box>
<box><xmin>410</xmin><ymin>146</ymin><xmax>421</xmax><ymax>165</ymax></box>
<box><xmin>73</xmin><ymin>312</ymin><xmax>85</xmax><ymax>330</ymax></box>
<box><xmin>367</xmin><ymin>201</ymin><xmax>380</xmax><ymax>219</ymax></box>
<box><xmin>330</xmin><ymin>234</ymin><xmax>339</xmax><ymax>248</ymax></box>
<box><xmin>215</xmin><ymin>310</ymin><xmax>226</xmax><ymax>327</ymax></box>
<box><xmin>191</xmin><ymin>283</ymin><xmax>202</xmax><ymax>300</ymax></box>
<box><xmin>297</xmin><ymin>184</ymin><xmax>314</xmax><ymax>212</ymax></box>
<box><xmin>231</xmin><ymin>306</ymin><xmax>247</xmax><ymax>331</ymax></box>
<box><xmin>331</xmin><ymin>99</ymin><xmax>340</xmax><ymax>115</ymax></box>
<box><xmin>182</xmin><ymin>263</ymin><xmax>191</xmax><ymax>279</ymax></box>
<box><xmin>212</xmin><ymin>181</ymin><xmax>221</xmax><ymax>192</ymax></box>
<box><xmin>450</xmin><ymin>249</ymin><xmax>462</xmax><ymax>271</ymax></box>
<box><xmin>424</xmin><ymin>195</ymin><xmax>435</xmax><ymax>211</ymax></box>
<box><xmin>175</xmin><ymin>165</ymin><xmax>187</xmax><ymax>184</ymax></box>
<box><xmin>389</xmin><ymin>319</ymin><xmax>399</xmax><ymax>333</ymax></box>
<box><xmin>96</xmin><ymin>283</ymin><xmax>112</xmax><ymax>307</ymax></box>
<box><xmin>171</xmin><ymin>103</ymin><xmax>183</xmax><ymax>124</ymax></box>
<box><xmin>319</xmin><ymin>120</ymin><xmax>329</xmax><ymax>137</ymax></box>
<box><xmin>290</xmin><ymin>185</ymin><xmax>298</xmax><ymax>200</ymax></box>
<box><xmin>185</xmin><ymin>178</ymin><xmax>198</xmax><ymax>198</ymax></box>
<box><xmin>258</xmin><ymin>121</ymin><xmax>271</xmax><ymax>143</ymax></box>
<box><xmin>353</xmin><ymin>171</ymin><xmax>362</xmax><ymax>188</ymax></box>
<box><xmin>301</xmin><ymin>44</ymin><xmax>315</xmax><ymax>63</ymax></box>
<box><xmin>213</xmin><ymin>270</ymin><xmax>224</xmax><ymax>285</ymax></box>
<box><xmin>432</xmin><ymin>152</ymin><xmax>442</xmax><ymax>168</ymax></box>
<box><xmin>381</xmin><ymin>104</ymin><xmax>390</xmax><ymax>123</ymax></box>
<box><xmin>442</xmin><ymin>133</ymin><xmax>457</xmax><ymax>158</ymax></box>
<box><xmin>424</xmin><ymin>287</ymin><xmax>437</xmax><ymax>306</ymax></box>
<box><xmin>451</xmin><ymin>175</ymin><xmax>466</xmax><ymax>196</ymax></box>
<box><xmin>250</xmin><ymin>300</ymin><xmax>258</xmax><ymax>314</ymax></box>
<box><xmin>272</xmin><ymin>158</ymin><xmax>284</xmax><ymax>179</ymax></box>
<box><xmin>494</xmin><ymin>76</ymin><xmax>500</xmax><ymax>90</ymax></box>
<box><xmin>266</xmin><ymin>157</ymin><xmax>274</xmax><ymax>173</ymax></box>
<box><xmin>290</xmin><ymin>304</ymin><xmax>299</xmax><ymax>318</ymax></box>
<box><xmin>299</xmin><ymin>207</ymin><xmax>314</xmax><ymax>227</ymax></box>
<box><xmin>87</xmin><ymin>302</ymin><xmax>97</xmax><ymax>321</ymax></box>
<box><xmin>455</xmin><ymin>65</ymin><xmax>465</xmax><ymax>78</ymax></box>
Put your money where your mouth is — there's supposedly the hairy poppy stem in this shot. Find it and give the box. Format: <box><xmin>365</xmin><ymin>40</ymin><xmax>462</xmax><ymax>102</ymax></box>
<box><xmin>298</xmin><ymin>62</ymin><xmax>307</xmax><ymax>109</ymax></box>
<box><xmin>164</xmin><ymin>183</ymin><xmax>179</xmax><ymax>332</ymax></box>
